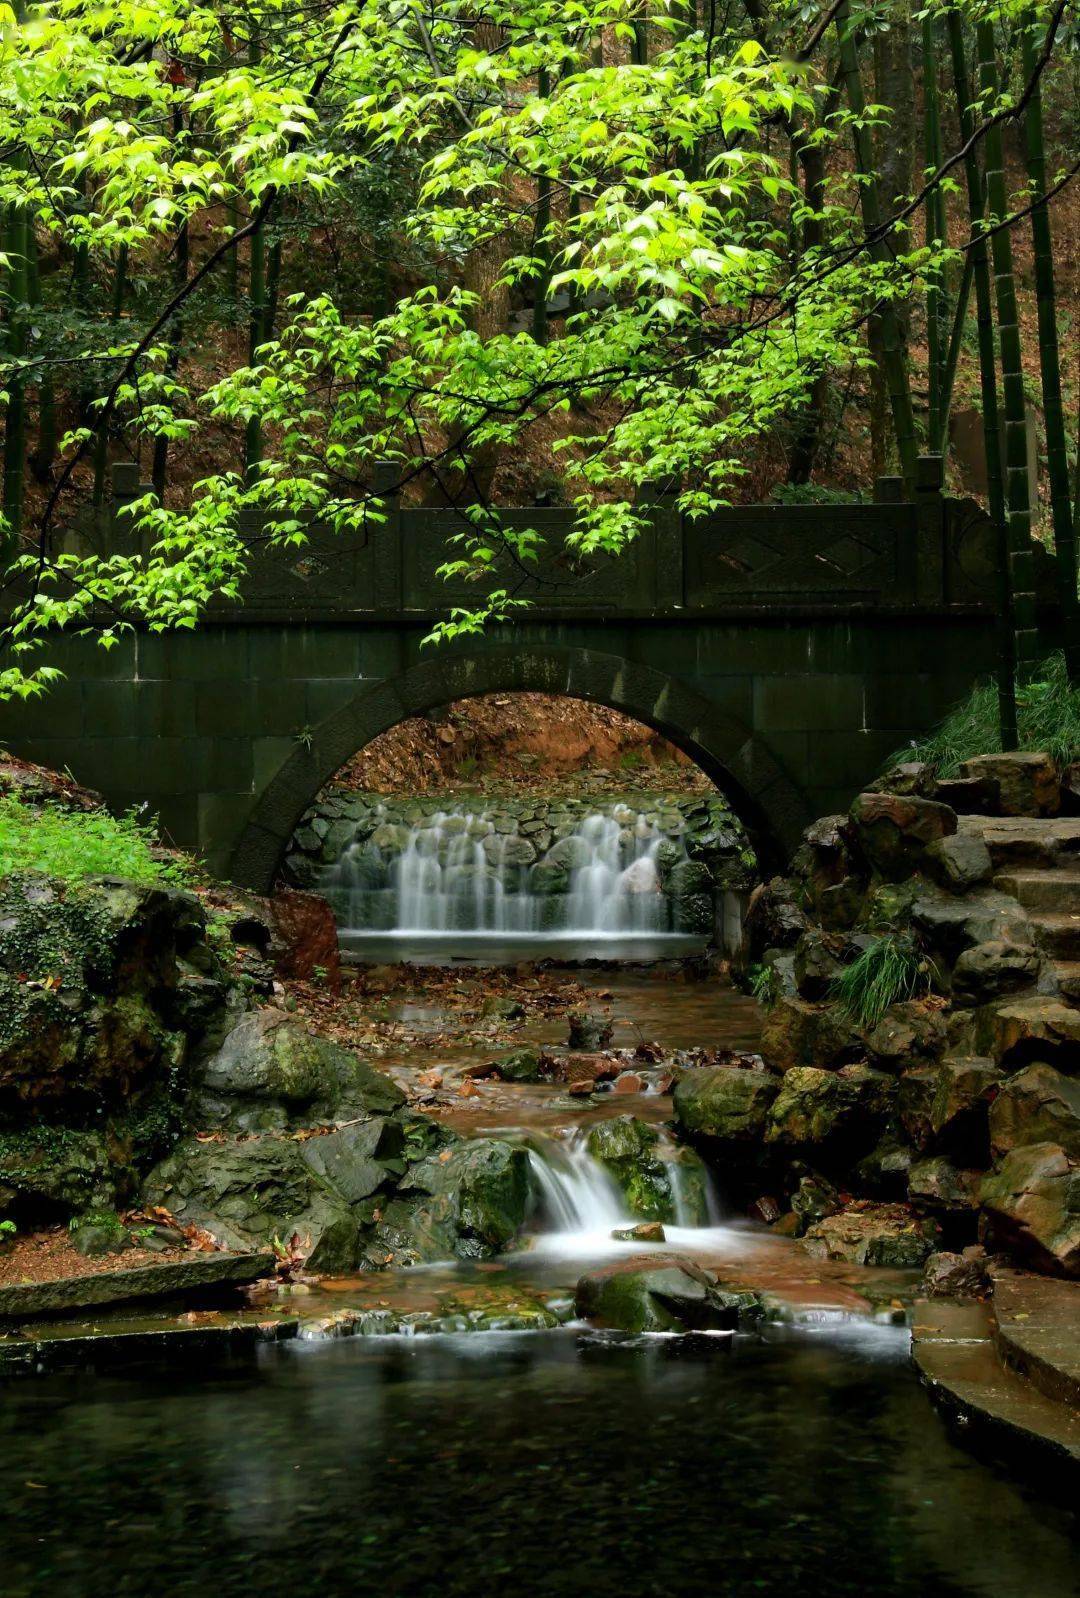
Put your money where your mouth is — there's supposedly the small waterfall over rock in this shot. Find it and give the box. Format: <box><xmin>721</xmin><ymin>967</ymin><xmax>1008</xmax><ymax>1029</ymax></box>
<box><xmin>300</xmin><ymin>794</ymin><xmax>756</xmax><ymax>947</ymax></box>
<box><xmin>523</xmin><ymin>1126</ymin><xmax>722</xmax><ymax>1244</ymax></box>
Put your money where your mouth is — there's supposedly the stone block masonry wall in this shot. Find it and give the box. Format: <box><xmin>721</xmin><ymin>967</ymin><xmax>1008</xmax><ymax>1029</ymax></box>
<box><xmin>0</xmin><ymin>610</ymin><xmax>1004</xmax><ymax>888</ymax></box>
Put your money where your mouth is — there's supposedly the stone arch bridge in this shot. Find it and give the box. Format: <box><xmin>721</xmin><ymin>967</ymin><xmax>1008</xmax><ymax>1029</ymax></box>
<box><xmin>0</xmin><ymin>462</ymin><xmax>1029</xmax><ymax>887</ymax></box>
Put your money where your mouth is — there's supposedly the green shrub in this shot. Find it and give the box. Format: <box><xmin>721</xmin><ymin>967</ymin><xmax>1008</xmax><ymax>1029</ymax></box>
<box><xmin>748</xmin><ymin>962</ymin><xmax>781</xmax><ymax>1010</ymax></box>
<box><xmin>0</xmin><ymin>796</ymin><xmax>194</xmax><ymax>886</ymax></box>
<box><xmin>894</xmin><ymin>652</ymin><xmax>1080</xmax><ymax>776</ymax></box>
<box><xmin>829</xmin><ymin>935</ymin><xmax>929</xmax><ymax>1031</ymax></box>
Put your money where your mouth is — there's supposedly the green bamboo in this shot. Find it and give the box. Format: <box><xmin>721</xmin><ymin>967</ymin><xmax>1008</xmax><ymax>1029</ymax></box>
<box><xmin>978</xmin><ymin>18</ymin><xmax>1040</xmax><ymax>686</ymax></box>
<box><xmin>92</xmin><ymin>245</ymin><xmax>129</xmax><ymax>511</ymax></box>
<box><xmin>922</xmin><ymin>12</ymin><xmax>946</xmax><ymax>447</ymax></box>
<box><xmin>26</xmin><ymin>232</ymin><xmax>56</xmax><ymax>483</ymax></box>
<box><xmin>933</xmin><ymin>251</ymin><xmax>973</xmax><ymax>454</ymax></box>
<box><xmin>1021</xmin><ymin>15</ymin><xmax>1079</xmax><ymax>680</ymax></box>
<box><xmin>834</xmin><ymin>0</ymin><xmax>918</xmax><ymax>489</ymax></box>
<box><xmin>1</xmin><ymin>198</ymin><xmax>28</xmax><ymax>557</ymax></box>
<box><xmin>947</xmin><ymin>8</ymin><xmax>1015</xmax><ymax>745</ymax></box>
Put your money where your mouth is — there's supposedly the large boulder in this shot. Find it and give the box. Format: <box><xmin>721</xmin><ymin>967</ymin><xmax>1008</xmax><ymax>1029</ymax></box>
<box><xmin>764</xmin><ymin>1064</ymin><xmax>894</xmax><ymax>1152</ymax></box>
<box><xmin>848</xmin><ymin>792</ymin><xmax>957</xmax><ymax>880</ymax></box>
<box><xmin>907</xmin><ymin>1155</ymin><xmax>980</xmax><ymax>1215</ymax></box>
<box><xmin>979</xmin><ymin>1143</ymin><xmax>1080</xmax><ymax>1276</ymax></box>
<box><xmin>390</xmin><ymin>1138</ymin><xmax>532</xmax><ymax>1260</ymax></box>
<box><xmin>760</xmin><ymin>996</ymin><xmax>864</xmax><ymax>1071</ymax></box>
<box><xmin>672</xmin><ymin>1066</ymin><xmax>779</xmax><ymax>1144</ymax></box>
<box><xmin>803</xmin><ymin>1201</ymin><xmax>941</xmax><ymax>1268</ymax></box>
<box><xmin>193</xmin><ymin>1008</ymin><xmax>404</xmax><ymax>1131</ymax></box>
<box><xmin>951</xmin><ymin>941</ymin><xmax>1041</xmax><ymax>1004</ymax></box>
<box><xmin>865</xmin><ymin>1001</ymin><xmax>948</xmax><ymax>1069</ymax></box>
<box><xmin>0</xmin><ymin>1127</ymin><xmax>115</xmax><ymax>1219</ymax></box>
<box><xmin>928</xmin><ymin>1057</ymin><xmax>1003</xmax><ymax>1161</ymax></box>
<box><xmin>143</xmin><ymin>1133</ymin><xmax>365</xmax><ymax>1272</ymax></box>
<box><xmin>958</xmin><ymin>753</ymin><xmax>1060</xmax><ymax>818</ymax></box>
<box><xmin>989</xmin><ymin>1063</ymin><xmax>1080</xmax><ymax>1160</ymax></box>
<box><xmin>924</xmin><ymin>833</ymin><xmax>993</xmax><ymax>893</ymax></box>
<box><xmin>974</xmin><ymin>996</ymin><xmax>1080</xmax><ymax>1068</ymax></box>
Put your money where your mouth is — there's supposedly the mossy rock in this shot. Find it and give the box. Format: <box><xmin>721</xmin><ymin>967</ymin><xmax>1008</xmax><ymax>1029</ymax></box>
<box><xmin>0</xmin><ymin>1126</ymin><xmax>116</xmax><ymax>1219</ymax></box>
<box><xmin>586</xmin><ymin>1116</ymin><xmax>673</xmax><ymax>1222</ymax></box>
<box><xmin>396</xmin><ymin>1138</ymin><xmax>532</xmax><ymax>1259</ymax></box>
<box><xmin>493</xmin><ymin>1048</ymin><xmax>543</xmax><ymax>1084</ymax></box>
<box><xmin>193</xmin><ymin>1008</ymin><xmax>405</xmax><ymax>1131</ymax></box>
<box><xmin>672</xmin><ymin>1066</ymin><xmax>779</xmax><ymax>1144</ymax></box>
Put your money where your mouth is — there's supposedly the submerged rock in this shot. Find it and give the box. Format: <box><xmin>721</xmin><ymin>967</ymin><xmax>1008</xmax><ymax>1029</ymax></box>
<box><xmin>575</xmin><ymin>1255</ymin><xmax>762</xmax><ymax>1334</ymax></box>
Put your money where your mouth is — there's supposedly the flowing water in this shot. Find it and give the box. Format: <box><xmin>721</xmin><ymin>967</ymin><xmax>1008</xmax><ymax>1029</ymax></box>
<box><xmin>322</xmin><ymin>803</ymin><xmax>721</xmax><ymax>961</ymax></box>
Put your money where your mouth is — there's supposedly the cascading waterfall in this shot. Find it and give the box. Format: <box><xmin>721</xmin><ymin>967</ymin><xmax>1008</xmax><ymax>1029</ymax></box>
<box><xmin>321</xmin><ymin>802</ymin><xmax>696</xmax><ymax>940</ymax></box>
<box><xmin>523</xmin><ymin>1127</ymin><xmax>722</xmax><ymax>1242</ymax></box>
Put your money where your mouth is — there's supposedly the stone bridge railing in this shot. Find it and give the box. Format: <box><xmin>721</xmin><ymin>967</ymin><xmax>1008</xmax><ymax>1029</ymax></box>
<box><xmin>88</xmin><ymin>456</ymin><xmax>1004</xmax><ymax>623</ymax></box>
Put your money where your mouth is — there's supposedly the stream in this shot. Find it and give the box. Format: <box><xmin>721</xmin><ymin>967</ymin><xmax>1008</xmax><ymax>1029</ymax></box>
<box><xmin>2</xmin><ymin>964</ymin><xmax>1076</xmax><ymax>1593</ymax></box>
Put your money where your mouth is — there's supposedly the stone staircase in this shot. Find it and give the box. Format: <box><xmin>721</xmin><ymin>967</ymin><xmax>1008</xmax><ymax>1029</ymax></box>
<box><xmin>912</xmin><ymin>1269</ymin><xmax>1080</xmax><ymax>1483</ymax></box>
<box><xmin>955</xmin><ymin>815</ymin><xmax>1080</xmax><ymax>1030</ymax></box>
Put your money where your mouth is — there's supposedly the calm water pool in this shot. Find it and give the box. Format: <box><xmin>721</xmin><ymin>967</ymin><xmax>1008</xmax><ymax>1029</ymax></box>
<box><xmin>1</xmin><ymin>1326</ymin><xmax>1074</xmax><ymax>1597</ymax></box>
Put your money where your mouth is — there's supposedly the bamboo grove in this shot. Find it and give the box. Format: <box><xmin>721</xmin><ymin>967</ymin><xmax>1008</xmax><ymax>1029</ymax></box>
<box><xmin>0</xmin><ymin>0</ymin><xmax>1077</xmax><ymax>739</ymax></box>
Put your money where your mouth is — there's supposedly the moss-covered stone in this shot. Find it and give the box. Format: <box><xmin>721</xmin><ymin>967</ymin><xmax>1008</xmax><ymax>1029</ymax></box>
<box><xmin>586</xmin><ymin>1116</ymin><xmax>674</xmax><ymax>1221</ymax></box>
<box><xmin>673</xmin><ymin>1066</ymin><xmax>779</xmax><ymax>1143</ymax></box>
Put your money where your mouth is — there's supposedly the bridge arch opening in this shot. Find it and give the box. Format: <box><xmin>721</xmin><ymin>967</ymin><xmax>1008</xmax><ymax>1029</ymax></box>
<box><xmin>229</xmin><ymin>647</ymin><xmax>812</xmax><ymax>913</ymax></box>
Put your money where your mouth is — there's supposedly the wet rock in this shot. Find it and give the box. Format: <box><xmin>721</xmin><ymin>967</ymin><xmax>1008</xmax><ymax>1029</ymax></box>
<box><xmin>742</xmin><ymin>879</ymin><xmax>808</xmax><ymax>957</ymax></box>
<box><xmin>803</xmin><ymin>1201</ymin><xmax>941</xmax><ymax>1268</ymax></box>
<box><xmin>567</xmin><ymin>1013</ymin><xmax>614</xmax><ymax>1050</ymax></box>
<box><xmin>266</xmin><ymin>890</ymin><xmax>342</xmax><ymax>989</ymax></box>
<box><xmin>397</xmin><ymin>1138</ymin><xmax>531</xmax><ymax>1258</ymax></box>
<box><xmin>672</xmin><ymin>893</ymin><xmax>714</xmax><ymax>935</ymax></box>
<box><xmin>849</xmin><ymin>792</ymin><xmax>957</xmax><ymax>880</ymax></box>
<box><xmin>760</xmin><ymin>996</ymin><xmax>864</xmax><ymax>1071</ymax></box>
<box><xmin>194</xmin><ymin>1008</ymin><xmax>404</xmax><ymax>1131</ymax></box>
<box><xmin>672</xmin><ymin>1066</ymin><xmax>779</xmax><ymax>1144</ymax></box>
<box><xmin>665</xmin><ymin>860</ymin><xmax>713</xmax><ymax>898</ymax></box>
<box><xmin>492</xmin><ymin>1047</ymin><xmax>543</xmax><ymax>1083</ymax></box>
<box><xmin>931</xmin><ymin>775</ymin><xmax>1001</xmax><ymax>815</ymax></box>
<box><xmin>789</xmin><ymin>1169</ymin><xmax>841</xmax><ymax>1234</ymax></box>
<box><xmin>898</xmin><ymin>1064</ymin><xmax>941</xmax><ymax>1150</ymax></box>
<box><xmin>951</xmin><ymin>941</ymin><xmax>1041</xmax><ymax>1004</ymax></box>
<box><xmin>792</xmin><ymin>930</ymin><xmax>845</xmax><ymax>1001</ymax></box>
<box><xmin>865</xmin><ymin>1001</ymin><xmax>948</xmax><ymax>1069</ymax></box>
<box><xmin>868</xmin><ymin>762</ymin><xmax>936</xmax><ymax>798</ymax></box>
<box><xmin>853</xmin><ymin>1130</ymin><xmax>915</xmax><ymax>1196</ymax></box>
<box><xmin>974</xmin><ymin>995</ymin><xmax>1080</xmax><ymax>1067</ymax></box>
<box><xmin>912</xmin><ymin>889</ymin><xmax>1031</xmax><ymax>964</ymax></box>
<box><xmin>70</xmin><ymin>1219</ymin><xmax>134</xmax><ymax>1257</ymax></box>
<box><xmin>551</xmin><ymin>1052</ymin><xmax>618</xmax><ymax>1086</ymax></box>
<box><xmin>929</xmin><ymin>1058</ymin><xmax>1002</xmax><ymax>1158</ymax></box>
<box><xmin>764</xmin><ymin>1064</ymin><xmax>894</xmax><ymax>1151</ymax></box>
<box><xmin>0</xmin><ymin>1128</ymin><xmax>116</xmax><ymax>1218</ymax></box>
<box><xmin>612</xmin><ymin>1221</ymin><xmax>666</xmax><ymax>1242</ymax></box>
<box><xmin>575</xmin><ymin>1255</ymin><xmax>759</xmax><ymax>1333</ymax></box>
<box><xmin>925</xmin><ymin>833</ymin><xmax>993</xmax><ymax>893</ymax></box>
<box><xmin>907</xmin><ymin>1156</ymin><xmax>980</xmax><ymax>1214</ymax></box>
<box><xmin>612</xmin><ymin>1072</ymin><xmax>644</xmax><ymax>1095</ymax></box>
<box><xmin>958</xmin><ymin>753</ymin><xmax>1060</xmax><ymax>818</ymax></box>
<box><xmin>921</xmin><ymin>1247</ymin><xmax>990</xmax><ymax>1298</ymax></box>
<box><xmin>979</xmin><ymin>1143</ymin><xmax>1080</xmax><ymax>1276</ymax></box>
<box><xmin>989</xmin><ymin>1063</ymin><xmax>1080</xmax><ymax>1161</ymax></box>
<box><xmin>298</xmin><ymin>1119</ymin><xmax>404</xmax><ymax>1204</ymax></box>
<box><xmin>480</xmin><ymin>996</ymin><xmax>524</xmax><ymax>1021</ymax></box>
<box><xmin>144</xmin><ymin>1135</ymin><xmax>363</xmax><ymax>1272</ymax></box>
<box><xmin>586</xmin><ymin>1117</ymin><xmax>675</xmax><ymax>1222</ymax></box>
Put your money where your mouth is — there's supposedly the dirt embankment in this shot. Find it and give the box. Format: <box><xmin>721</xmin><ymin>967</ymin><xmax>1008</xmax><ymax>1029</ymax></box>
<box><xmin>330</xmin><ymin>694</ymin><xmax>714</xmax><ymax>797</ymax></box>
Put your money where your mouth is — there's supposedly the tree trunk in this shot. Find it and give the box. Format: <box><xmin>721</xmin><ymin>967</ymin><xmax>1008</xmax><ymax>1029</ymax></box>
<box><xmin>836</xmin><ymin>0</ymin><xmax>918</xmax><ymax>488</ymax></box>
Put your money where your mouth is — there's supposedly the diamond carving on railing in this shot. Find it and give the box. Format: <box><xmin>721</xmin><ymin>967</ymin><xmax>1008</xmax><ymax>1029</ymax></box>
<box><xmin>720</xmin><ymin>537</ymin><xmax>781</xmax><ymax>576</ymax></box>
<box><xmin>815</xmin><ymin>535</ymin><xmax>877</xmax><ymax>577</ymax></box>
<box><xmin>291</xmin><ymin>554</ymin><xmax>332</xmax><ymax>583</ymax></box>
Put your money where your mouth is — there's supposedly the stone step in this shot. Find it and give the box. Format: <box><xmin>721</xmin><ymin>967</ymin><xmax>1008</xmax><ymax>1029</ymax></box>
<box><xmin>991</xmin><ymin>1269</ymin><xmax>1080</xmax><ymax>1410</ymax></box>
<box><xmin>959</xmin><ymin>816</ymin><xmax>1080</xmax><ymax>870</ymax></box>
<box><xmin>912</xmin><ymin>1298</ymin><xmax>1080</xmax><ymax>1476</ymax></box>
<box><xmin>994</xmin><ymin>870</ymin><xmax>1080</xmax><ymax>914</ymax></box>
<box><xmin>1029</xmin><ymin>911</ymin><xmax>1080</xmax><ymax>961</ymax></box>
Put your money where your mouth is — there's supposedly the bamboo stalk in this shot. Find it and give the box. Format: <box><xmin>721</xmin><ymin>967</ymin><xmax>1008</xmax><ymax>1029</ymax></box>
<box><xmin>946</xmin><ymin>8</ymin><xmax>1015</xmax><ymax>745</ymax></box>
<box><xmin>978</xmin><ymin>18</ymin><xmax>1040</xmax><ymax>686</ymax></box>
<box><xmin>1020</xmin><ymin>14</ymin><xmax>1079</xmax><ymax>679</ymax></box>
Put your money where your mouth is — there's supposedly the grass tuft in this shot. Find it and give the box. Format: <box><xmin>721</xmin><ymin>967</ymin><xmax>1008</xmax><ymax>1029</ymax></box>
<box><xmin>829</xmin><ymin>934</ymin><xmax>928</xmax><ymax>1031</ymax></box>
<box><xmin>890</xmin><ymin>652</ymin><xmax>1080</xmax><ymax>777</ymax></box>
<box><xmin>0</xmin><ymin>796</ymin><xmax>193</xmax><ymax>886</ymax></box>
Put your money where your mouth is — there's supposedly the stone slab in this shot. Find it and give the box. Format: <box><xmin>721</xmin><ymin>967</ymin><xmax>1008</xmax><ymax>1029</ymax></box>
<box><xmin>0</xmin><ymin>1251</ymin><xmax>275</xmax><ymax>1319</ymax></box>
<box><xmin>991</xmin><ymin>1267</ymin><xmax>1080</xmax><ymax>1409</ymax></box>
<box><xmin>0</xmin><ymin>1313</ymin><xmax>298</xmax><ymax>1374</ymax></box>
